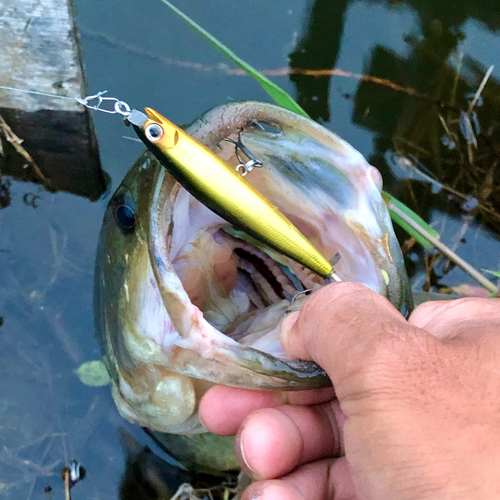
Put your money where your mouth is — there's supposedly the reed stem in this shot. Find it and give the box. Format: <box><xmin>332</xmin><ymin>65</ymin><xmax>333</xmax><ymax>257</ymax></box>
<box><xmin>389</xmin><ymin>202</ymin><xmax>499</xmax><ymax>294</ymax></box>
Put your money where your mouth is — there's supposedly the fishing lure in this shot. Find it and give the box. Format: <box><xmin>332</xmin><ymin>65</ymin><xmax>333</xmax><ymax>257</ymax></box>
<box><xmin>126</xmin><ymin>106</ymin><xmax>340</xmax><ymax>282</ymax></box>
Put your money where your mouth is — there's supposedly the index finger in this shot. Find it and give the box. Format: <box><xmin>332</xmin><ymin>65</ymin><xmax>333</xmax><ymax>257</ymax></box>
<box><xmin>200</xmin><ymin>385</ymin><xmax>335</xmax><ymax>436</ymax></box>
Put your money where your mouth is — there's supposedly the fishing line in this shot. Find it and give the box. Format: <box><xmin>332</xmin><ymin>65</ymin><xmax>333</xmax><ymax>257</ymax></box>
<box><xmin>0</xmin><ymin>85</ymin><xmax>131</xmax><ymax>116</ymax></box>
<box><xmin>0</xmin><ymin>84</ymin><xmax>77</xmax><ymax>101</ymax></box>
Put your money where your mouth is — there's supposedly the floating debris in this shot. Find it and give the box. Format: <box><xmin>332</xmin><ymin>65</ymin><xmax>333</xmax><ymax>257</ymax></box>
<box><xmin>61</xmin><ymin>460</ymin><xmax>86</xmax><ymax>500</ymax></box>
<box><xmin>461</xmin><ymin>195</ymin><xmax>479</xmax><ymax>212</ymax></box>
<box><xmin>441</xmin><ymin>134</ymin><xmax>456</xmax><ymax>150</ymax></box>
<box><xmin>459</xmin><ymin>110</ymin><xmax>478</xmax><ymax>147</ymax></box>
<box><xmin>75</xmin><ymin>359</ymin><xmax>111</xmax><ymax>387</ymax></box>
<box><xmin>467</xmin><ymin>64</ymin><xmax>494</xmax><ymax>113</ymax></box>
<box><xmin>470</xmin><ymin>110</ymin><xmax>481</xmax><ymax>135</ymax></box>
<box><xmin>22</xmin><ymin>193</ymin><xmax>40</xmax><ymax>209</ymax></box>
<box><xmin>0</xmin><ymin>113</ymin><xmax>49</xmax><ymax>187</ymax></box>
<box><xmin>465</xmin><ymin>92</ymin><xmax>483</xmax><ymax>108</ymax></box>
<box><xmin>385</xmin><ymin>151</ymin><xmax>443</xmax><ymax>193</ymax></box>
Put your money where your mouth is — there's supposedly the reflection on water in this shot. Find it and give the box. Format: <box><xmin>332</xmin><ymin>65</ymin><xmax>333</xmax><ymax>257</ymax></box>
<box><xmin>0</xmin><ymin>0</ymin><xmax>499</xmax><ymax>498</ymax></box>
<box><xmin>289</xmin><ymin>0</ymin><xmax>350</xmax><ymax>122</ymax></box>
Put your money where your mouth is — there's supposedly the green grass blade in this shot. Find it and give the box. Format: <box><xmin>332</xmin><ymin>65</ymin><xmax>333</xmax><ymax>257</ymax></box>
<box><xmin>382</xmin><ymin>192</ymin><xmax>440</xmax><ymax>248</ymax></box>
<box><xmin>160</xmin><ymin>0</ymin><xmax>309</xmax><ymax>117</ymax></box>
<box><xmin>485</xmin><ymin>270</ymin><xmax>500</xmax><ymax>278</ymax></box>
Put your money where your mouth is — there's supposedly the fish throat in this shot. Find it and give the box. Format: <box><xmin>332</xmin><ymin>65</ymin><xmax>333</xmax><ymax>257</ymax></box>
<box><xmin>162</xmin><ymin>183</ymin><xmax>324</xmax><ymax>356</ymax></box>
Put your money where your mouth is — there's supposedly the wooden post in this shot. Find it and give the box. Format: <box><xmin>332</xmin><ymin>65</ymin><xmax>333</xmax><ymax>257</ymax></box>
<box><xmin>0</xmin><ymin>0</ymin><xmax>106</xmax><ymax>200</ymax></box>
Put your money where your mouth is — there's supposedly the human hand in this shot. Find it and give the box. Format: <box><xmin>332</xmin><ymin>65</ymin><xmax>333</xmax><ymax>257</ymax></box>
<box><xmin>199</xmin><ymin>283</ymin><xmax>500</xmax><ymax>500</ymax></box>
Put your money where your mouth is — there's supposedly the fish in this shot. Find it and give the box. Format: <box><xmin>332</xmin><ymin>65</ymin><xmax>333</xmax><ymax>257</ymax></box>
<box><xmin>127</xmin><ymin>107</ymin><xmax>339</xmax><ymax>281</ymax></box>
<box><xmin>94</xmin><ymin>101</ymin><xmax>413</xmax><ymax>473</ymax></box>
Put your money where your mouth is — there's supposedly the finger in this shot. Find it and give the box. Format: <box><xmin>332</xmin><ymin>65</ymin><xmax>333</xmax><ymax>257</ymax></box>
<box><xmin>199</xmin><ymin>385</ymin><xmax>335</xmax><ymax>436</ymax></box>
<box><xmin>242</xmin><ymin>457</ymin><xmax>356</xmax><ymax>500</ymax></box>
<box><xmin>237</xmin><ymin>402</ymin><xmax>344</xmax><ymax>479</ymax></box>
<box><xmin>280</xmin><ymin>282</ymin><xmax>416</xmax><ymax>399</ymax></box>
<box><xmin>409</xmin><ymin>297</ymin><xmax>500</xmax><ymax>339</ymax></box>
<box><xmin>200</xmin><ymin>387</ymin><xmax>282</xmax><ymax>436</ymax></box>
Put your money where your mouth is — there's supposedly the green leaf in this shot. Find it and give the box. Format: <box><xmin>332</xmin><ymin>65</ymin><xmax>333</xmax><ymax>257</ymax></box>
<box><xmin>485</xmin><ymin>270</ymin><xmax>500</xmax><ymax>278</ymax></box>
<box><xmin>382</xmin><ymin>192</ymin><xmax>440</xmax><ymax>249</ymax></box>
<box><xmin>75</xmin><ymin>359</ymin><xmax>111</xmax><ymax>387</ymax></box>
<box><xmin>159</xmin><ymin>0</ymin><xmax>309</xmax><ymax>117</ymax></box>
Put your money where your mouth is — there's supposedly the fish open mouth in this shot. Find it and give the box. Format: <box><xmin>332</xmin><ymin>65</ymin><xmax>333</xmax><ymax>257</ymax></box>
<box><xmin>122</xmin><ymin>102</ymin><xmax>411</xmax><ymax>387</ymax></box>
<box><xmin>161</xmin><ymin>115</ymin><xmax>401</xmax><ymax>357</ymax></box>
<box><xmin>144</xmin><ymin>102</ymin><xmax>414</xmax><ymax>365</ymax></box>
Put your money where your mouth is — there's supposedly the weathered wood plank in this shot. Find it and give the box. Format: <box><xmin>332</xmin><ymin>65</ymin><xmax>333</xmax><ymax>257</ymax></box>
<box><xmin>0</xmin><ymin>0</ymin><xmax>106</xmax><ymax>200</ymax></box>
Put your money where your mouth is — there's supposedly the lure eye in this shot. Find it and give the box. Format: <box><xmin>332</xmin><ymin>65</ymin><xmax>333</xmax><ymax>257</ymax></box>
<box><xmin>145</xmin><ymin>123</ymin><xmax>164</xmax><ymax>142</ymax></box>
<box><xmin>111</xmin><ymin>193</ymin><xmax>136</xmax><ymax>235</ymax></box>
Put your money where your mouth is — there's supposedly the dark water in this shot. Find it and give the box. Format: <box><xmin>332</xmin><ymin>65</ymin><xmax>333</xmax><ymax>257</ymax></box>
<box><xmin>1</xmin><ymin>0</ymin><xmax>499</xmax><ymax>498</ymax></box>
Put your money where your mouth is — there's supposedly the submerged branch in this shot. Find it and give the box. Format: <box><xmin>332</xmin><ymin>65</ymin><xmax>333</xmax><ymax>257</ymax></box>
<box><xmin>0</xmin><ymin>112</ymin><xmax>49</xmax><ymax>186</ymax></box>
<box><xmin>468</xmin><ymin>64</ymin><xmax>494</xmax><ymax>113</ymax></box>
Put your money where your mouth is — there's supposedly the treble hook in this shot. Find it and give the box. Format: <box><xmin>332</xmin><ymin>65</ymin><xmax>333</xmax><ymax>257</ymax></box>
<box><xmin>76</xmin><ymin>91</ymin><xmax>131</xmax><ymax>117</ymax></box>
<box><xmin>224</xmin><ymin>131</ymin><xmax>263</xmax><ymax>176</ymax></box>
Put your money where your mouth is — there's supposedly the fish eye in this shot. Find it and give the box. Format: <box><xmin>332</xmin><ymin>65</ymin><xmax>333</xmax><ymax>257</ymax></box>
<box><xmin>145</xmin><ymin>123</ymin><xmax>164</xmax><ymax>142</ymax></box>
<box><xmin>111</xmin><ymin>193</ymin><xmax>136</xmax><ymax>235</ymax></box>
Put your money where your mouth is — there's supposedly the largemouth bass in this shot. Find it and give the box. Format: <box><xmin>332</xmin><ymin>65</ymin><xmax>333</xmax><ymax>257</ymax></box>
<box><xmin>94</xmin><ymin>101</ymin><xmax>413</xmax><ymax>472</ymax></box>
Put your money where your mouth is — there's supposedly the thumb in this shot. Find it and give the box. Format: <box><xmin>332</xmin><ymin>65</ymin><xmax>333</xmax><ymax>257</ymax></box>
<box><xmin>280</xmin><ymin>282</ymin><xmax>417</xmax><ymax>398</ymax></box>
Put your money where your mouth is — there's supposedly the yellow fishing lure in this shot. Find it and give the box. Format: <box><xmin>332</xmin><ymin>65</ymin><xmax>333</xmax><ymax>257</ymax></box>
<box><xmin>129</xmin><ymin>107</ymin><xmax>339</xmax><ymax>281</ymax></box>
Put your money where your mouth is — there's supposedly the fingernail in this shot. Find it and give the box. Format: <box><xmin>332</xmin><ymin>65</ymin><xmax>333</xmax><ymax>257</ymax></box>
<box><xmin>246</xmin><ymin>483</ymin><xmax>264</xmax><ymax>500</ymax></box>
<box><xmin>281</xmin><ymin>311</ymin><xmax>299</xmax><ymax>335</ymax></box>
<box><xmin>236</xmin><ymin>427</ymin><xmax>258</xmax><ymax>479</ymax></box>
